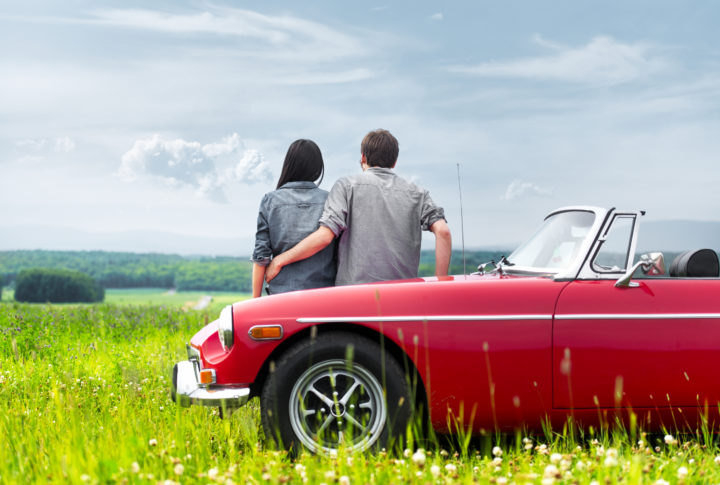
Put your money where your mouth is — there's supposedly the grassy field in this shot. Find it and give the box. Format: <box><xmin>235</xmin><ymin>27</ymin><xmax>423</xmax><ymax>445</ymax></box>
<box><xmin>103</xmin><ymin>288</ymin><xmax>244</xmax><ymax>314</ymax></box>
<box><xmin>2</xmin><ymin>298</ymin><xmax>720</xmax><ymax>483</ymax></box>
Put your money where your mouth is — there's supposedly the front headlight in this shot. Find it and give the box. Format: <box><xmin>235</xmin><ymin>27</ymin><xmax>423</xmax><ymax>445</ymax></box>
<box><xmin>218</xmin><ymin>305</ymin><xmax>234</xmax><ymax>351</ymax></box>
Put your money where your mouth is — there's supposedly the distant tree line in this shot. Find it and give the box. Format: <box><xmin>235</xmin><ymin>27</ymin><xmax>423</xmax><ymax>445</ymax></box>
<box><xmin>15</xmin><ymin>268</ymin><xmax>104</xmax><ymax>303</ymax></box>
<box><xmin>1</xmin><ymin>249</ymin><xmax>510</xmax><ymax>292</ymax></box>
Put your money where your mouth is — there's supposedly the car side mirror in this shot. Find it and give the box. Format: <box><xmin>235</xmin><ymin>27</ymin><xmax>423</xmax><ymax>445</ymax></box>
<box><xmin>473</xmin><ymin>261</ymin><xmax>497</xmax><ymax>275</ymax></box>
<box><xmin>614</xmin><ymin>252</ymin><xmax>665</xmax><ymax>288</ymax></box>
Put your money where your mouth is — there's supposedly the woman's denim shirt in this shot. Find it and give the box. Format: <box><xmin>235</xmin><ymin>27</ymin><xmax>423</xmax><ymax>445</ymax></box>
<box><xmin>252</xmin><ymin>181</ymin><xmax>336</xmax><ymax>294</ymax></box>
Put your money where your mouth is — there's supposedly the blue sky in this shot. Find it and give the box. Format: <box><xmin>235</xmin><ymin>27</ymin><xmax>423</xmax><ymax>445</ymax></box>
<box><xmin>1</xmin><ymin>1</ymin><xmax>719</xmax><ymax>254</ymax></box>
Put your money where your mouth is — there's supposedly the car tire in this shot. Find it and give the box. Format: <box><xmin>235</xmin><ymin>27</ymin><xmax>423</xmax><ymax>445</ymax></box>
<box><xmin>260</xmin><ymin>331</ymin><xmax>412</xmax><ymax>455</ymax></box>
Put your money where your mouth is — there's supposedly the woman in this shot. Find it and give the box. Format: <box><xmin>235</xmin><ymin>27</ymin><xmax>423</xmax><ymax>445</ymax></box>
<box><xmin>251</xmin><ymin>139</ymin><xmax>336</xmax><ymax>297</ymax></box>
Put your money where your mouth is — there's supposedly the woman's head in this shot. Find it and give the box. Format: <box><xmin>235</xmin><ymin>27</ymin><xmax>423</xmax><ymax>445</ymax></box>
<box><xmin>276</xmin><ymin>139</ymin><xmax>324</xmax><ymax>189</ymax></box>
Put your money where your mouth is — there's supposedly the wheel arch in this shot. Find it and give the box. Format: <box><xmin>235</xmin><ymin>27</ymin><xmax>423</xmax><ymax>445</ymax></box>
<box><xmin>250</xmin><ymin>322</ymin><xmax>428</xmax><ymax>412</ymax></box>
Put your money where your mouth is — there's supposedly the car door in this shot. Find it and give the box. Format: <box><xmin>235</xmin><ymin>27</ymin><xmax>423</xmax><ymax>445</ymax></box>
<box><xmin>553</xmin><ymin>278</ymin><xmax>720</xmax><ymax>410</ymax></box>
<box><xmin>552</xmin><ymin>212</ymin><xmax>720</xmax><ymax>410</ymax></box>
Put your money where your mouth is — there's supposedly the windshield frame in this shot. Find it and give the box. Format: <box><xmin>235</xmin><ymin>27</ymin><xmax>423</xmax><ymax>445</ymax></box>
<box><xmin>502</xmin><ymin>206</ymin><xmax>610</xmax><ymax>279</ymax></box>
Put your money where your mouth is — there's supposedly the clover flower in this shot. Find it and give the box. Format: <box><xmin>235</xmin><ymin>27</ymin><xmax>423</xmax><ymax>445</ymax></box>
<box><xmin>412</xmin><ymin>449</ymin><xmax>426</xmax><ymax>466</ymax></box>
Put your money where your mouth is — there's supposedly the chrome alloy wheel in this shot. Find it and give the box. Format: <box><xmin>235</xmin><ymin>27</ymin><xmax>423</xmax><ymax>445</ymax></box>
<box><xmin>288</xmin><ymin>359</ymin><xmax>387</xmax><ymax>453</ymax></box>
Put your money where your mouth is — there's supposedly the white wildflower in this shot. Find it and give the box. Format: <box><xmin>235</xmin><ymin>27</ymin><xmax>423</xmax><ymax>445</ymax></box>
<box><xmin>445</xmin><ymin>463</ymin><xmax>457</xmax><ymax>474</ymax></box>
<box><xmin>492</xmin><ymin>446</ymin><xmax>503</xmax><ymax>457</ymax></box>
<box><xmin>173</xmin><ymin>463</ymin><xmax>184</xmax><ymax>476</ymax></box>
<box><xmin>664</xmin><ymin>434</ymin><xmax>677</xmax><ymax>445</ymax></box>
<box><xmin>412</xmin><ymin>449</ymin><xmax>426</xmax><ymax>466</ymax></box>
<box><xmin>543</xmin><ymin>464</ymin><xmax>559</xmax><ymax>478</ymax></box>
<box><xmin>338</xmin><ymin>476</ymin><xmax>350</xmax><ymax>485</ymax></box>
<box><xmin>677</xmin><ymin>466</ymin><xmax>688</xmax><ymax>479</ymax></box>
<box><xmin>148</xmin><ymin>438</ymin><xmax>157</xmax><ymax>447</ymax></box>
<box><xmin>492</xmin><ymin>457</ymin><xmax>502</xmax><ymax>466</ymax></box>
<box><xmin>130</xmin><ymin>462</ymin><xmax>140</xmax><ymax>473</ymax></box>
<box><xmin>550</xmin><ymin>453</ymin><xmax>562</xmax><ymax>464</ymax></box>
<box><xmin>604</xmin><ymin>456</ymin><xmax>618</xmax><ymax>467</ymax></box>
<box><xmin>430</xmin><ymin>465</ymin><xmax>441</xmax><ymax>477</ymax></box>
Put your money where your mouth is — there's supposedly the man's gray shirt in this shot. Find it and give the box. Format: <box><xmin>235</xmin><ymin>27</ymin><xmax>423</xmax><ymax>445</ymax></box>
<box><xmin>319</xmin><ymin>167</ymin><xmax>445</xmax><ymax>286</ymax></box>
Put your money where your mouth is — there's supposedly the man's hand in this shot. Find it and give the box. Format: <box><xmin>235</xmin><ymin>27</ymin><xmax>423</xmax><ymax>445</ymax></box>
<box><xmin>265</xmin><ymin>257</ymin><xmax>283</xmax><ymax>283</ymax></box>
<box><xmin>264</xmin><ymin>226</ymin><xmax>336</xmax><ymax>284</ymax></box>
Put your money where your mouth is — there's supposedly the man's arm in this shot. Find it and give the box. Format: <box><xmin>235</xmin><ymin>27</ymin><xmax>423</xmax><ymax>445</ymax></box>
<box><xmin>430</xmin><ymin>219</ymin><xmax>452</xmax><ymax>277</ymax></box>
<box><xmin>251</xmin><ymin>263</ymin><xmax>267</xmax><ymax>298</ymax></box>
<box><xmin>265</xmin><ymin>226</ymin><xmax>335</xmax><ymax>283</ymax></box>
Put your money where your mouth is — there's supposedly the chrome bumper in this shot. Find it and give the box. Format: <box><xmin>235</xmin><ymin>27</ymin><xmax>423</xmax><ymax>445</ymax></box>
<box><xmin>171</xmin><ymin>360</ymin><xmax>250</xmax><ymax>408</ymax></box>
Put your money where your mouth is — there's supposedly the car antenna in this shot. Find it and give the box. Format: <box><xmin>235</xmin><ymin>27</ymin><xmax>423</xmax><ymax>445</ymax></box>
<box><xmin>456</xmin><ymin>163</ymin><xmax>466</xmax><ymax>275</ymax></box>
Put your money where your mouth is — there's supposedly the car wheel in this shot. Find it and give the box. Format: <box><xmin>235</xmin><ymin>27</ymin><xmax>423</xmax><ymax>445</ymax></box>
<box><xmin>260</xmin><ymin>331</ymin><xmax>412</xmax><ymax>455</ymax></box>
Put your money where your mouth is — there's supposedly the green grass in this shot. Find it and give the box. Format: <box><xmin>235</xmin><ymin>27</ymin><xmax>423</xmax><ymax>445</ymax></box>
<box><xmin>1</xmin><ymin>287</ymin><xmax>14</xmax><ymax>302</ymax></box>
<box><xmin>103</xmin><ymin>288</ymin><xmax>246</xmax><ymax>314</ymax></box>
<box><xmin>2</xmin><ymin>301</ymin><xmax>720</xmax><ymax>483</ymax></box>
<box><xmin>2</xmin><ymin>287</ymin><xmax>248</xmax><ymax>315</ymax></box>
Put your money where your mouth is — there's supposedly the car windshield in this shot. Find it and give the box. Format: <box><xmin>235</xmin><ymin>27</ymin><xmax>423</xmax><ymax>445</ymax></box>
<box><xmin>507</xmin><ymin>210</ymin><xmax>597</xmax><ymax>273</ymax></box>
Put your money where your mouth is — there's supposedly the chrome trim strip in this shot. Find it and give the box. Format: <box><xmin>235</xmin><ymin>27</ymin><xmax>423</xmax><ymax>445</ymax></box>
<box><xmin>556</xmin><ymin>313</ymin><xmax>720</xmax><ymax>320</ymax></box>
<box><xmin>297</xmin><ymin>314</ymin><xmax>553</xmax><ymax>323</ymax></box>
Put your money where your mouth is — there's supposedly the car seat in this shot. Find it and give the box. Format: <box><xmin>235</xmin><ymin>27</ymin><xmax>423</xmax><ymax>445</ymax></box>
<box><xmin>668</xmin><ymin>249</ymin><xmax>719</xmax><ymax>277</ymax></box>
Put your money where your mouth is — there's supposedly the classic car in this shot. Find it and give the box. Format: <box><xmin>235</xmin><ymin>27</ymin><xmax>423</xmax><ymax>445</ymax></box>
<box><xmin>171</xmin><ymin>206</ymin><xmax>720</xmax><ymax>454</ymax></box>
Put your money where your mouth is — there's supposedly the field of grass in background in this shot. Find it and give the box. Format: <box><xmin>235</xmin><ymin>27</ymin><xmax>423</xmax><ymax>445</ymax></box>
<box><xmin>3</xmin><ymin>299</ymin><xmax>720</xmax><ymax>483</ymax></box>
<box><xmin>104</xmin><ymin>288</ymin><xmax>244</xmax><ymax>314</ymax></box>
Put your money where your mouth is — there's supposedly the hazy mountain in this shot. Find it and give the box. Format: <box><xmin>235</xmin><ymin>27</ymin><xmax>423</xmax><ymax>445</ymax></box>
<box><xmin>0</xmin><ymin>219</ymin><xmax>717</xmax><ymax>257</ymax></box>
<box><xmin>0</xmin><ymin>225</ymin><xmax>254</xmax><ymax>257</ymax></box>
<box><xmin>637</xmin><ymin>220</ymin><xmax>720</xmax><ymax>252</ymax></box>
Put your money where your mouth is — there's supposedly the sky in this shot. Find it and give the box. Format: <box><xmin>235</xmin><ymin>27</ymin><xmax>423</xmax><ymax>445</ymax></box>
<box><xmin>1</xmin><ymin>1</ymin><xmax>719</xmax><ymax>255</ymax></box>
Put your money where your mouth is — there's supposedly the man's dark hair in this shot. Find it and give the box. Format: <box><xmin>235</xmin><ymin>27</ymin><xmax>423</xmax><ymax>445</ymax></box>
<box><xmin>361</xmin><ymin>129</ymin><xmax>399</xmax><ymax>168</ymax></box>
<box><xmin>276</xmin><ymin>139</ymin><xmax>325</xmax><ymax>189</ymax></box>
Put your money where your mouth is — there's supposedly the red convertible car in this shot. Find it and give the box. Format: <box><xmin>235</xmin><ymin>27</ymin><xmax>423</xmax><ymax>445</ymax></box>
<box><xmin>172</xmin><ymin>206</ymin><xmax>720</xmax><ymax>454</ymax></box>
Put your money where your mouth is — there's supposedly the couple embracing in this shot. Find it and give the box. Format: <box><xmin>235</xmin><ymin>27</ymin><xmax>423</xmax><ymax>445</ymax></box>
<box><xmin>251</xmin><ymin>129</ymin><xmax>452</xmax><ymax>297</ymax></box>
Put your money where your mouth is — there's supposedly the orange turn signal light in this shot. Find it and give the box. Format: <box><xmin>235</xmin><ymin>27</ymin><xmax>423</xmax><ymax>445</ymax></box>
<box><xmin>199</xmin><ymin>369</ymin><xmax>216</xmax><ymax>385</ymax></box>
<box><xmin>248</xmin><ymin>325</ymin><xmax>284</xmax><ymax>341</ymax></box>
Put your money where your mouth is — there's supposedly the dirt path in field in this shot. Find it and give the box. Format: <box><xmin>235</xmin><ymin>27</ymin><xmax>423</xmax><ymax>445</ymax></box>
<box><xmin>193</xmin><ymin>295</ymin><xmax>213</xmax><ymax>310</ymax></box>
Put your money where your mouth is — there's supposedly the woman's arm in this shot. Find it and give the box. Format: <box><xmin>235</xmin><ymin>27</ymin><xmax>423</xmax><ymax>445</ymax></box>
<box><xmin>252</xmin><ymin>262</ymin><xmax>267</xmax><ymax>298</ymax></box>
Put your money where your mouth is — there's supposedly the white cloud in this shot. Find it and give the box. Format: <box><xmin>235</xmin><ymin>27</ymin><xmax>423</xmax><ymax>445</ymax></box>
<box><xmin>449</xmin><ymin>36</ymin><xmax>668</xmax><ymax>85</ymax></box>
<box><xmin>234</xmin><ymin>150</ymin><xmax>270</xmax><ymax>184</ymax></box>
<box><xmin>90</xmin><ymin>7</ymin><xmax>365</xmax><ymax>61</ymax></box>
<box><xmin>501</xmin><ymin>180</ymin><xmax>553</xmax><ymax>201</ymax></box>
<box><xmin>15</xmin><ymin>136</ymin><xmax>75</xmax><ymax>154</ymax></box>
<box><xmin>118</xmin><ymin>133</ymin><xmax>272</xmax><ymax>202</ymax></box>
<box><xmin>54</xmin><ymin>136</ymin><xmax>75</xmax><ymax>152</ymax></box>
<box><xmin>431</xmin><ymin>13</ymin><xmax>443</xmax><ymax>21</ymax></box>
<box><xmin>273</xmin><ymin>68</ymin><xmax>374</xmax><ymax>85</ymax></box>
<box><xmin>16</xmin><ymin>138</ymin><xmax>47</xmax><ymax>151</ymax></box>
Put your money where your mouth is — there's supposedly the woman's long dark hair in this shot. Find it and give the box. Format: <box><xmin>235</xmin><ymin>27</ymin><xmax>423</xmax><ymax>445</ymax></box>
<box><xmin>276</xmin><ymin>139</ymin><xmax>325</xmax><ymax>189</ymax></box>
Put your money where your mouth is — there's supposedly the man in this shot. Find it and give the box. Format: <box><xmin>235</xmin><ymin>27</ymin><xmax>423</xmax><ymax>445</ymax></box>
<box><xmin>266</xmin><ymin>129</ymin><xmax>451</xmax><ymax>286</ymax></box>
